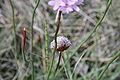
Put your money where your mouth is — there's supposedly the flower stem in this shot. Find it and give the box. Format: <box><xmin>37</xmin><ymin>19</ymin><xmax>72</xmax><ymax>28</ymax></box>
<box><xmin>44</xmin><ymin>21</ymin><xmax>49</xmax><ymax>72</ymax></box>
<box><xmin>97</xmin><ymin>51</ymin><xmax>120</xmax><ymax>80</ymax></box>
<box><xmin>9</xmin><ymin>0</ymin><xmax>17</xmax><ymax>58</ymax></box>
<box><xmin>30</xmin><ymin>0</ymin><xmax>40</xmax><ymax>54</ymax></box>
<box><xmin>55</xmin><ymin>0</ymin><xmax>112</xmax><ymax>77</ymax></box>
<box><xmin>47</xmin><ymin>11</ymin><xmax>62</xmax><ymax>80</ymax></box>
<box><xmin>31</xmin><ymin>60</ymin><xmax>35</xmax><ymax>80</ymax></box>
<box><xmin>55</xmin><ymin>51</ymin><xmax>62</xmax><ymax>72</ymax></box>
<box><xmin>30</xmin><ymin>0</ymin><xmax>40</xmax><ymax>80</ymax></box>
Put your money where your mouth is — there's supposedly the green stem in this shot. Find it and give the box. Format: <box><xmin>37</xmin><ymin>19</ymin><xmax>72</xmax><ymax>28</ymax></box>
<box><xmin>30</xmin><ymin>0</ymin><xmax>40</xmax><ymax>80</ymax></box>
<box><xmin>9</xmin><ymin>0</ymin><xmax>19</xmax><ymax>78</ymax></box>
<box><xmin>22</xmin><ymin>44</ymin><xmax>31</xmax><ymax>62</ymax></box>
<box><xmin>97</xmin><ymin>51</ymin><xmax>120</xmax><ymax>80</ymax></box>
<box><xmin>32</xmin><ymin>60</ymin><xmax>35</xmax><ymax>80</ymax></box>
<box><xmin>44</xmin><ymin>21</ymin><xmax>49</xmax><ymax>72</ymax></box>
<box><xmin>9</xmin><ymin>0</ymin><xmax>17</xmax><ymax>58</ymax></box>
<box><xmin>55</xmin><ymin>0</ymin><xmax>112</xmax><ymax>77</ymax></box>
<box><xmin>30</xmin><ymin>0</ymin><xmax>40</xmax><ymax>54</ymax></box>
<box><xmin>47</xmin><ymin>11</ymin><xmax>62</xmax><ymax>80</ymax></box>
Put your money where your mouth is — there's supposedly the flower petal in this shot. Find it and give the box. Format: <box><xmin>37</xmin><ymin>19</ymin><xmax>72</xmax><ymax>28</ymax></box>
<box><xmin>76</xmin><ymin>0</ymin><xmax>84</xmax><ymax>5</ymax></box>
<box><xmin>62</xmin><ymin>0</ymin><xmax>67</xmax><ymax>3</ymax></box>
<box><xmin>48</xmin><ymin>1</ymin><xmax>56</xmax><ymax>6</ymax></box>
<box><xmin>60</xmin><ymin>6</ymin><xmax>73</xmax><ymax>14</ymax></box>
<box><xmin>67</xmin><ymin>7</ymin><xmax>73</xmax><ymax>12</ymax></box>
<box><xmin>60</xmin><ymin>0</ymin><xmax>66</xmax><ymax>6</ymax></box>
<box><xmin>53</xmin><ymin>4</ymin><xmax>59</xmax><ymax>10</ymax></box>
<box><xmin>67</xmin><ymin>0</ymin><xmax>76</xmax><ymax>5</ymax></box>
<box><xmin>72</xmin><ymin>5</ymin><xmax>80</xmax><ymax>11</ymax></box>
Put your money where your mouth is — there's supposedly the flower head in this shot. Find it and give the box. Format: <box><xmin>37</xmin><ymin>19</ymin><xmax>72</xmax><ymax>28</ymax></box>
<box><xmin>48</xmin><ymin>0</ymin><xmax>84</xmax><ymax>14</ymax></box>
<box><xmin>50</xmin><ymin>36</ymin><xmax>71</xmax><ymax>52</ymax></box>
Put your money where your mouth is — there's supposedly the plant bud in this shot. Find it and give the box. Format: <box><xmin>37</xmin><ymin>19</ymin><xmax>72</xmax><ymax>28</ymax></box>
<box><xmin>50</xmin><ymin>36</ymin><xmax>71</xmax><ymax>52</ymax></box>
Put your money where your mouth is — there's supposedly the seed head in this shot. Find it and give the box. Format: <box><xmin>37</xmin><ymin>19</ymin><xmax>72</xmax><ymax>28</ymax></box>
<box><xmin>50</xmin><ymin>36</ymin><xmax>71</xmax><ymax>52</ymax></box>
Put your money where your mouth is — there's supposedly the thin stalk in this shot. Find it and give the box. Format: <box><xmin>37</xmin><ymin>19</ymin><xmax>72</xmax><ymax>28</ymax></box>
<box><xmin>72</xmin><ymin>51</ymin><xmax>86</xmax><ymax>79</ymax></box>
<box><xmin>30</xmin><ymin>0</ymin><xmax>40</xmax><ymax>54</ymax></box>
<box><xmin>47</xmin><ymin>11</ymin><xmax>62</xmax><ymax>80</ymax></box>
<box><xmin>55</xmin><ymin>0</ymin><xmax>112</xmax><ymax>76</ymax></box>
<box><xmin>55</xmin><ymin>51</ymin><xmax>62</xmax><ymax>72</ymax></box>
<box><xmin>44</xmin><ymin>21</ymin><xmax>49</xmax><ymax>71</ymax></box>
<box><xmin>9</xmin><ymin>0</ymin><xmax>17</xmax><ymax>58</ymax></box>
<box><xmin>97</xmin><ymin>51</ymin><xmax>120</xmax><ymax>80</ymax></box>
<box><xmin>62</xmin><ymin>57</ymin><xmax>70</xmax><ymax>79</ymax></box>
<box><xmin>9</xmin><ymin>1</ymin><xmax>19</xmax><ymax>78</ymax></box>
<box><xmin>30</xmin><ymin>0</ymin><xmax>40</xmax><ymax>80</ymax></box>
<box><xmin>31</xmin><ymin>60</ymin><xmax>35</xmax><ymax>80</ymax></box>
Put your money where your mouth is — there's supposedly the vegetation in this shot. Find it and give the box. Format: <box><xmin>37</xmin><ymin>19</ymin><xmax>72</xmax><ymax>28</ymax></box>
<box><xmin>0</xmin><ymin>0</ymin><xmax>120</xmax><ymax>80</ymax></box>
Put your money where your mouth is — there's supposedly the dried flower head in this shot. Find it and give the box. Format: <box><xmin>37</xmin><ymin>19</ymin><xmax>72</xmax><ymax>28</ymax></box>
<box><xmin>48</xmin><ymin>0</ymin><xmax>84</xmax><ymax>14</ymax></box>
<box><xmin>50</xmin><ymin>36</ymin><xmax>71</xmax><ymax>52</ymax></box>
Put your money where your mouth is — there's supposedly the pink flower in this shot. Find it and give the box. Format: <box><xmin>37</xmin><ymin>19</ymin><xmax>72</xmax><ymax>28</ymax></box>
<box><xmin>48</xmin><ymin>0</ymin><xmax>84</xmax><ymax>14</ymax></box>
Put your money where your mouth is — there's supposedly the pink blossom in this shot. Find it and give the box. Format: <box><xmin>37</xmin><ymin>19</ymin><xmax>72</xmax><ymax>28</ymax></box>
<box><xmin>48</xmin><ymin>0</ymin><xmax>84</xmax><ymax>14</ymax></box>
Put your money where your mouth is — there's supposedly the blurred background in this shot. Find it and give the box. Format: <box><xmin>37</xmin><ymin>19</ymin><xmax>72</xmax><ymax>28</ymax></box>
<box><xmin>0</xmin><ymin>0</ymin><xmax>120</xmax><ymax>80</ymax></box>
